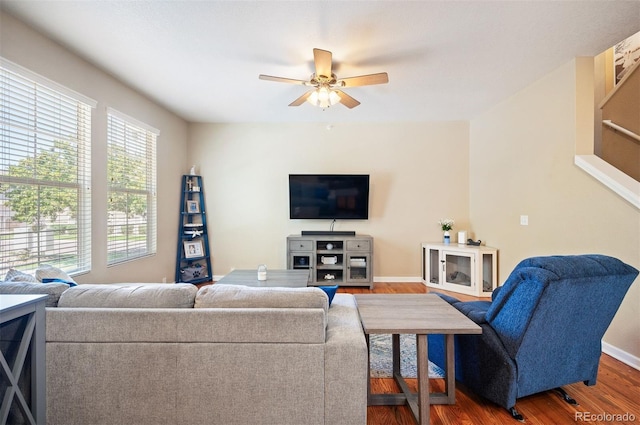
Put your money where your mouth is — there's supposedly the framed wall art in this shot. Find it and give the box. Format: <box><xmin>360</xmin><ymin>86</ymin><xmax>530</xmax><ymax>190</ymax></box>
<box><xmin>614</xmin><ymin>31</ymin><xmax>640</xmax><ymax>85</ymax></box>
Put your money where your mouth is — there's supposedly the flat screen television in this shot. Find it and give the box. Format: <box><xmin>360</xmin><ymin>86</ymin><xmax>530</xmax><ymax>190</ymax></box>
<box><xmin>289</xmin><ymin>174</ymin><xmax>370</xmax><ymax>220</ymax></box>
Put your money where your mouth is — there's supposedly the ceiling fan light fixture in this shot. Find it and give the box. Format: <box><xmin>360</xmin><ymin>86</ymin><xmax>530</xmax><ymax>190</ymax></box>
<box><xmin>329</xmin><ymin>89</ymin><xmax>341</xmax><ymax>105</ymax></box>
<box><xmin>307</xmin><ymin>86</ymin><xmax>341</xmax><ymax>108</ymax></box>
<box><xmin>260</xmin><ymin>48</ymin><xmax>388</xmax><ymax>109</ymax></box>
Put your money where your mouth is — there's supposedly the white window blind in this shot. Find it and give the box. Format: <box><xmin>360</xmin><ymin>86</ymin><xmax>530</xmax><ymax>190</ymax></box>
<box><xmin>107</xmin><ymin>108</ymin><xmax>158</xmax><ymax>265</ymax></box>
<box><xmin>0</xmin><ymin>59</ymin><xmax>95</xmax><ymax>277</ymax></box>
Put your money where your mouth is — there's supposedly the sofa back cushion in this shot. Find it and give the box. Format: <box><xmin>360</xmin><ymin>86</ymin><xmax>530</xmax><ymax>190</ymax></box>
<box><xmin>195</xmin><ymin>284</ymin><xmax>328</xmax><ymax>312</ymax></box>
<box><xmin>4</xmin><ymin>268</ymin><xmax>38</xmax><ymax>283</ymax></box>
<box><xmin>0</xmin><ymin>281</ymin><xmax>70</xmax><ymax>307</ymax></box>
<box><xmin>58</xmin><ymin>283</ymin><xmax>198</xmax><ymax>308</ymax></box>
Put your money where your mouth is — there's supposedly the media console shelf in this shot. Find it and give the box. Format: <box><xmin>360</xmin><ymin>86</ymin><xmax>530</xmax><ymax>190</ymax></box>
<box><xmin>287</xmin><ymin>234</ymin><xmax>373</xmax><ymax>289</ymax></box>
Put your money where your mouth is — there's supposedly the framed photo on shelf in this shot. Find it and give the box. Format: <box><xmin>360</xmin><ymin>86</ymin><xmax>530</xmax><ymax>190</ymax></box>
<box><xmin>184</xmin><ymin>240</ymin><xmax>204</xmax><ymax>258</ymax></box>
<box><xmin>186</xmin><ymin>200</ymin><xmax>200</xmax><ymax>213</ymax></box>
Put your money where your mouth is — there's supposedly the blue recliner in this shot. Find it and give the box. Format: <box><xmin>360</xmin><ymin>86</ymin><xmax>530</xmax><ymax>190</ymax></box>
<box><xmin>428</xmin><ymin>254</ymin><xmax>638</xmax><ymax>420</ymax></box>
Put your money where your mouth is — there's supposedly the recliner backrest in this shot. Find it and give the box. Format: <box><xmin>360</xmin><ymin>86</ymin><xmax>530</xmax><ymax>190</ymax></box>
<box><xmin>485</xmin><ymin>255</ymin><xmax>638</xmax><ymax>361</ymax></box>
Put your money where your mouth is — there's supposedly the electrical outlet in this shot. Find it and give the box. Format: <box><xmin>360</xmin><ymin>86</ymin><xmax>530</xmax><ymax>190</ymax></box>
<box><xmin>520</xmin><ymin>215</ymin><xmax>529</xmax><ymax>226</ymax></box>
<box><xmin>162</xmin><ymin>277</ymin><xmax>167</xmax><ymax>283</ymax></box>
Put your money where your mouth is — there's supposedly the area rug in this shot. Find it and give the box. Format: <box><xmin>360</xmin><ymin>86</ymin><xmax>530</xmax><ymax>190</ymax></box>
<box><xmin>368</xmin><ymin>334</ymin><xmax>445</xmax><ymax>378</ymax></box>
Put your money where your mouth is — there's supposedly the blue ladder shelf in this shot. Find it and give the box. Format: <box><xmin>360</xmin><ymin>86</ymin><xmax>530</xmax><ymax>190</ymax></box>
<box><xmin>175</xmin><ymin>175</ymin><xmax>212</xmax><ymax>284</ymax></box>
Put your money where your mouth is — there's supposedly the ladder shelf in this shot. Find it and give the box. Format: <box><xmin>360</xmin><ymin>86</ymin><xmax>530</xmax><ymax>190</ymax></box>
<box><xmin>175</xmin><ymin>175</ymin><xmax>212</xmax><ymax>284</ymax></box>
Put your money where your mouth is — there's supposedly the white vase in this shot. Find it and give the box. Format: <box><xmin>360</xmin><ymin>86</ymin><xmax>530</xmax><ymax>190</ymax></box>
<box><xmin>443</xmin><ymin>231</ymin><xmax>450</xmax><ymax>244</ymax></box>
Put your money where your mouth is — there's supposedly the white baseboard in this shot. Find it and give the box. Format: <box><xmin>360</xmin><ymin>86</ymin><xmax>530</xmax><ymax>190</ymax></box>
<box><xmin>373</xmin><ymin>276</ymin><xmax>425</xmax><ymax>283</ymax></box>
<box><xmin>213</xmin><ymin>275</ymin><xmax>427</xmax><ymax>283</ymax></box>
<box><xmin>602</xmin><ymin>341</ymin><xmax>640</xmax><ymax>371</ymax></box>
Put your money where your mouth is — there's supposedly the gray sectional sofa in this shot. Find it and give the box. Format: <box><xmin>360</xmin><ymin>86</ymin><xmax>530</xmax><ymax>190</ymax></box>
<box><xmin>2</xmin><ymin>282</ymin><xmax>368</xmax><ymax>425</ymax></box>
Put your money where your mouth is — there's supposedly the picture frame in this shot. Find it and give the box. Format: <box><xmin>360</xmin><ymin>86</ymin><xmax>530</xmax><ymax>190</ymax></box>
<box><xmin>186</xmin><ymin>200</ymin><xmax>200</xmax><ymax>213</ymax></box>
<box><xmin>613</xmin><ymin>31</ymin><xmax>640</xmax><ymax>85</ymax></box>
<box><xmin>184</xmin><ymin>240</ymin><xmax>204</xmax><ymax>258</ymax></box>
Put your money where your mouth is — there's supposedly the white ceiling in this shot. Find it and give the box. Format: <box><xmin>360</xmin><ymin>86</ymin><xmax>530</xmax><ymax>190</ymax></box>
<box><xmin>2</xmin><ymin>1</ymin><xmax>639</xmax><ymax>123</ymax></box>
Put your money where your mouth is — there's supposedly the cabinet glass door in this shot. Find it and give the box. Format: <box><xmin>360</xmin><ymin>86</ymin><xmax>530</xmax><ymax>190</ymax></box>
<box><xmin>481</xmin><ymin>253</ymin><xmax>495</xmax><ymax>292</ymax></box>
<box><xmin>427</xmin><ymin>248</ymin><xmax>440</xmax><ymax>285</ymax></box>
<box><xmin>290</xmin><ymin>253</ymin><xmax>313</xmax><ymax>270</ymax></box>
<box><xmin>346</xmin><ymin>254</ymin><xmax>370</xmax><ymax>283</ymax></box>
<box><xmin>442</xmin><ymin>250</ymin><xmax>475</xmax><ymax>290</ymax></box>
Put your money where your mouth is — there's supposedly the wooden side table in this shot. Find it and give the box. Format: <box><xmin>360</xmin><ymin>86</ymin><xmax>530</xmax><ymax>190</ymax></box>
<box><xmin>354</xmin><ymin>294</ymin><xmax>482</xmax><ymax>425</ymax></box>
<box><xmin>0</xmin><ymin>294</ymin><xmax>47</xmax><ymax>425</ymax></box>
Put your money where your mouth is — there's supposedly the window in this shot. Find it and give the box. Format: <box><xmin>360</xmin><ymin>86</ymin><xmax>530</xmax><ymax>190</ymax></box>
<box><xmin>0</xmin><ymin>58</ymin><xmax>95</xmax><ymax>276</ymax></box>
<box><xmin>107</xmin><ymin>108</ymin><xmax>157</xmax><ymax>265</ymax></box>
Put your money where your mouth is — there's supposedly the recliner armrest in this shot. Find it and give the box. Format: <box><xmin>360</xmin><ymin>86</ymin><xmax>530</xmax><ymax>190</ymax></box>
<box><xmin>455</xmin><ymin>301</ymin><xmax>491</xmax><ymax>324</ymax></box>
<box><xmin>433</xmin><ymin>292</ymin><xmax>461</xmax><ymax>306</ymax></box>
<box><xmin>433</xmin><ymin>292</ymin><xmax>490</xmax><ymax>324</ymax></box>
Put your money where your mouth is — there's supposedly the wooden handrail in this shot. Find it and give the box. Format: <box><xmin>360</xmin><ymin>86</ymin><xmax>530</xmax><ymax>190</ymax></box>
<box><xmin>603</xmin><ymin>120</ymin><xmax>640</xmax><ymax>143</ymax></box>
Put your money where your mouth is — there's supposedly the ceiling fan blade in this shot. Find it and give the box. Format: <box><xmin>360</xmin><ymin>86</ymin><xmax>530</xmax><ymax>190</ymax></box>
<box><xmin>338</xmin><ymin>72</ymin><xmax>389</xmax><ymax>87</ymax></box>
<box><xmin>334</xmin><ymin>90</ymin><xmax>360</xmax><ymax>109</ymax></box>
<box><xmin>259</xmin><ymin>74</ymin><xmax>309</xmax><ymax>85</ymax></box>
<box><xmin>313</xmin><ymin>48</ymin><xmax>332</xmax><ymax>79</ymax></box>
<box><xmin>289</xmin><ymin>91</ymin><xmax>313</xmax><ymax>106</ymax></box>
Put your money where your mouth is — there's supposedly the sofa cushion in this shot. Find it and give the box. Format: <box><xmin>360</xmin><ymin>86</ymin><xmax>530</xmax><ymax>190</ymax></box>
<box><xmin>195</xmin><ymin>284</ymin><xmax>328</xmax><ymax>312</ymax></box>
<box><xmin>4</xmin><ymin>268</ymin><xmax>38</xmax><ymax>283</ymax></box>
<box><xmin>58</xmin><ymin>283</ymin><xmax>198</xmax><ymax>308</ymax></box>
<box><xmin>35</xmin><ymin>264</ymin><xmax>77</xmax><ymax>285</ymax></box>
<box><xmin>0</xmin><ymin>281</ymin><xmax>70</xmax><ymax>307</ymax></box>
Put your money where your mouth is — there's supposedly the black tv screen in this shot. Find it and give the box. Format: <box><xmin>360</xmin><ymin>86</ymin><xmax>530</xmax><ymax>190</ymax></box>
<box><xmin>289</xmin><ymin>174</ymin><xmax>370</xmax><ymax>220</ymax></box>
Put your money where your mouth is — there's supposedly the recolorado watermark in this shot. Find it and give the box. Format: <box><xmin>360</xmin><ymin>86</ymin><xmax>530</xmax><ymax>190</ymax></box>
<box><xmin>575</xmin><ymin>411</ymin><xmax>636</xmax><ymax>422</ymax></box>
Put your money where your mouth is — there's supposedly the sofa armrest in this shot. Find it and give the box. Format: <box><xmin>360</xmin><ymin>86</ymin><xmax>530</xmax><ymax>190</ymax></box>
<box><xmin>323</xmin><ymin>294</ymin><xmax>367</xmax><ymax>425</ymax></box>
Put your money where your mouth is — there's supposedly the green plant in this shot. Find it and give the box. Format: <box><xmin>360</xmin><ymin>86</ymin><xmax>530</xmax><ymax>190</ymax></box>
<box><xmin>438</xmin><ymin>219</ymin><xmax>454</xmax><ymax>231</ymax></box>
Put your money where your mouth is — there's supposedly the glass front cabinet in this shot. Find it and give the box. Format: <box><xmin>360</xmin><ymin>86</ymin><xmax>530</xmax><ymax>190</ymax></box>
<box><xmin>422</xmin><ymin>243</ymin><xmax>498</xmax><ymax>297</ymax></box>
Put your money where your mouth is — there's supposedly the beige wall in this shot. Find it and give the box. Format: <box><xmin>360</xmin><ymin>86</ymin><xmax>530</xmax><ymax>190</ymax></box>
<box><xmin>5</xmin><ymin>9</ymin><xmax>638</xmax><ymax>362</ymax></box>
<box><xmin>188</xmin><ymin>122</ymin><xmax>470</xmax><ymax>278</ymax></box>
<box><xmin>469</xmin><ymin>59</ymin><xmax>640</xmax><ymax>360</ymax></box>
<box><xmin>1</xmin><ymin>12</ymin><xmax>189</xmax><ymax>283</ymax></box>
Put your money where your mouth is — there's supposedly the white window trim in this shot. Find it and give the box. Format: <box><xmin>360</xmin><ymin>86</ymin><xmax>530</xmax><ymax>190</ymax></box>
<box><xmin>106</xmin><ymin>107</ymin><xmax>160</xmax><ymax>136</ymax></box>
<box><xmin>0</xmin><ymin>58</ymin><xmax>97</xmax><ymax>108</ymax></box>
<box><xmin>106</xmin><ymin>107</ymin><xmax>158</xmax><ymax>266</ymax></box>
<box><xmin>1</xmin><ymin>57</ymin><xmax>95</xmax><ymax>275</ymax></box>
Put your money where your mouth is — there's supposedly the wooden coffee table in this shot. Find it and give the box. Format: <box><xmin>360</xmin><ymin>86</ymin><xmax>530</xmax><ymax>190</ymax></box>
<box><xmin>354</xmin><ymin>294</ymin><xmax>482</xmax><ymax>425</ymax></box>
<box><xmin>216</xmin><ymin>269</ymin><xmax>310</xmax><ymax>287</ymax></box>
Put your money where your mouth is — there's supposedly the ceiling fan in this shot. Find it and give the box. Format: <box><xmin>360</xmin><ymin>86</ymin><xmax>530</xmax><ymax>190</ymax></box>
<box><xmin>259</xmin><ymin>48</ymin><xmax>389</xmax><ymax>109</ymax></box>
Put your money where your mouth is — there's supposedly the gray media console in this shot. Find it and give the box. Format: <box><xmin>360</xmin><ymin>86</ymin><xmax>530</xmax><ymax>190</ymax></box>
<box><xmin>287</xmin><ymin>233</ymin><xmax>373</xmax><ymax>289</ymax></box>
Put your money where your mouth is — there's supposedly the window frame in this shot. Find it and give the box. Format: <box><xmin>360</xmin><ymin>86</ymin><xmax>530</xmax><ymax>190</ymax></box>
<box><xmin>0</xmin><ymin>58</ymin><xmax>95</xmax><ymax>276</ymax></box>
<box><xmin>106</xmin><ymin>107</ymin><xmax>158</xmax><ymax>266</ymax></box>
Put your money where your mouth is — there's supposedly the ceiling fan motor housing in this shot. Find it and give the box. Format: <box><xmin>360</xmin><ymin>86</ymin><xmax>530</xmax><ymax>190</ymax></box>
<box><xmin>310</xmin><ymin>73</ymin><xmax>338</xmax><ymax>86</ymax></box>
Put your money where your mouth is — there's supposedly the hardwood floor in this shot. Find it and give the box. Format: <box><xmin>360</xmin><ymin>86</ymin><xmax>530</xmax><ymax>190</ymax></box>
<box><xmin>340</xmin><ymin>283</ymin><xmax>640</xmax><ymax>425</ymax></box>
